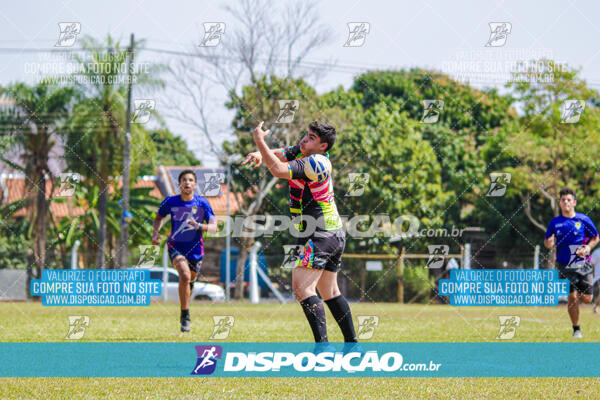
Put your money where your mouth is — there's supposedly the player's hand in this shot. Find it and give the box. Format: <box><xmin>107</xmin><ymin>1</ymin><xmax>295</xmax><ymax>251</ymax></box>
<box><xmin>545</xmin><ymin>234</ymin><xmax>555</xmax><ymax>247</ymax></box>
<box><xmin>253</xmin><ymin>121</ymin><xmax>271</xmax><ymax>142</ymax></box>
<box><xmin>151</xmin><ymin>233</ymin><xmax>160</xmax><ymax>246</ymax></box>
<box><xmin>186</xmin><ymin>219</ymin><xmax>201</xmax><ymax>230</ymax></box>
<box><xmin>576</xmin><ymin>244</ymin><xmax>590</xmax><ymax>258</ymax></box>
<box><xmin>242</xmin><ymin>151</ymin><xmax>262</xmax><ymax>168</ymax></box>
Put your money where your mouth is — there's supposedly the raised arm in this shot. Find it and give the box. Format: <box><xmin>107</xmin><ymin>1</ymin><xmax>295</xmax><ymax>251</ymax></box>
<box><xmin>242</xmin><ymin>147</ymin><xmax>287</xmax><ymax>168</ymax></box>
<box><xmin>152</xmin><ymin>214</ymin><xmax>164</xmax><ymax>245</ymax></box>
<box><xmin>250</xmin><ymin>122</ymin><xmax>290</xmax><ymax>179</ymax></box>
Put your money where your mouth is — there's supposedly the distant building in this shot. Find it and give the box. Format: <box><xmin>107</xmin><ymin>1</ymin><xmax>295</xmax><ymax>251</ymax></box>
<box><xmin>0</xmin><ymin>166</ymin><xmax>243</xmax><ymax>281</ymax></box>
<box><xmin>0</xmin><ymin>166</ymin><xmax>241</xmax><ymax>218</ymax></box>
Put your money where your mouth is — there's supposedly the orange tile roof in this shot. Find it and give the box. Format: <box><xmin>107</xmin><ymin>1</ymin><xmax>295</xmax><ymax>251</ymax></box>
<box><xmin>157</xmin><ymin>166</ymin><xmax>243</xmax><ymax>215</ymax></box>
<box><xmin>113</xmin><ymin>178</ymin><xmax>163</xmax><ymax>198</ymax></box>
<box><xmin>1</xmin><ymin>176</ymin><xmax>241</xmax><ymax>219</ymax></box>
<box><xmin>2</xmin><ymin>177</ymin><xmax>87</xmax><ymax>219</ymax></box>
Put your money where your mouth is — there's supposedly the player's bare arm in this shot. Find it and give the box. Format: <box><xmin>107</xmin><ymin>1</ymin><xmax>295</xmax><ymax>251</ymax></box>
<box><xmin>251</xmin><ymin>121</ymin><xmax>289</xmax><ymax>179</ymax></box>
<box><xmin>576</xmin><ymin>235</ymin><xmax>599</xmax><ymax>257</ymax></box>
<box><xmin>544</xmin><ymin>234</ymin><xmax>555</xmax><ymax>249</ymax></box>
<box><xmin>152</xmin><ymin>214</ymin><xmax>164</xmax><ymax>245</ymax></box>
<box><xmin>185</xmin><ymin>218</ymin><xmax>219</xmax><ymax>234</ymax></box>
<box><xmin>242</xmin><ymin>147</ymin><xmax>287</xmax><ymax>168</ymax></box>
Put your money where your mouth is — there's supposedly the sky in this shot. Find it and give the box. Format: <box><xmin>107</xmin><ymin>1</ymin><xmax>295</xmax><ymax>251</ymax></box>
<box><xmin>1</xmin><ymin>0</ymin><xmax>600</xmax><ymax>167</ymax></box>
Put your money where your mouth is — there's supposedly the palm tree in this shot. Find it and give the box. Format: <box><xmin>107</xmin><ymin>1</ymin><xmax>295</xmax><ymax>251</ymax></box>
<box><xmin>66</xmin><ymin>34</ymin><xmax>163</xmax><ymax>268</ymax></box>
<box><xmin>52</xmin><ymin>178</ymin><xmax>159</xmax><ymax>268</ymax></box>
<box><xmin>0</xmin><ymin>79</ymin><xmax>76</xmax><ymax>293</ymax></box>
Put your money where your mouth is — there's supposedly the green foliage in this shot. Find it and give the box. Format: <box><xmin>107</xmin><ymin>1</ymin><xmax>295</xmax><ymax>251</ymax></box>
<box><xmin>352</xmin><ymin>69</ymin><xmax>515</xmax><ymax>131</ymax></box>
<box><xmin>402</xmin><ymin>264</ymin><xmax>436</xmax><ymax>304</ymax></box>
<box><xmin>334</xmin><ymin>102</ymin><xmax>453</xmax><ymax>254</ymax></box>
<box><xmin>224</xmin><ymin>75</ymin><xmax>323</xmax><ymax>216</ymax></box>
<box><xmin>0</xmin><ymin>219</ymin><xmax>31</xmax><ymax>270</ymax></box>
<box><xmin>225</xmin><ymin>74</ymin><xmax>454</xmax><ymax>257</ymax></box>
<box><xmin>503</xmin><ymin>61</ymin><xmax>600</xmax><ymax>217</ymax></box>
<box><xmin>0</xmin><ymin>78</ymin><xmax>77</xmax><ymax>183</ymax></box>
<box><xmin>65</xmin><ymin>33</ymin><xmax>165</xmax><ymax>185</ymax></box>
<box><xmin>350</xmin><ymin>69</ymin><xmax>516</xmax><ymax>226</ymax></box>
<box><xmin>137</xmin><ymin>129</ymin><xmax>201</xmax><ymax>175</ymax></box>
<box><xmin>63</xmin><ymin>34</ymin><xmax>165</xmax><ymax>266</ymax></box>
<box><xmin>0</xmin><ymin>78</ymin><xmax>78</xmax><ymax>273</ymax></box>
<box><xmin>50</xmin><ymin>178</ymin><xmax>160</xmax><ymax>267</ymax></box>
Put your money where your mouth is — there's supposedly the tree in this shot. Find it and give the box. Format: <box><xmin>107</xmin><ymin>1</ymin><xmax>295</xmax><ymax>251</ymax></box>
<box><xmin>166</xmin><ymin>0</ymin><xmax>332</xmax><ymax>158</ymax></box>
<box><xmin>51</xmin><ymin>178</ymin><xmax>160</xmax><ymax>268</ymax></box>
<box><xmin>501</xmin><ymin>61</ymin><xmax>600</xmax><ymax>266</ymax></box>
<box><xmin>0</xmin><ymin>79</ymin><xmax>76</xmax><ymax>292</ymax></box>
<box><xmin>166</xmin><ymin>0</ymin><xmax>332</xmax><ymax>299</ymax></box>
<box><xmin>333</xmin><ymin>101</ymin><xmax>453</xmax><ymax>255</ymax></box>
<box><xmin>224</xmin><ymin>75</ymin><xmax>323</xmax><ymax>298</ymax></box>
<box><xmin>137</xmin><ymin>129</ymin><xmax>201</xmax><ymax>175</ymax></box>
<box><xmin>0</xmin><ymin>200</ymin><xmax>32</xmax><ymax>270</ymax></box>
<box><xmin>350</xmin><ymin>69</ymin><xmax>516</xmax><ymax>225</ymax></box>
<box><xmin>66</xmin><ymin>34</ymin><xmax>163</xmax><ymax>268</ymax></box>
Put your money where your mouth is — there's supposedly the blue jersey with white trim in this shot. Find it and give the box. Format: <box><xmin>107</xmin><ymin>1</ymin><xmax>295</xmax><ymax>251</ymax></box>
<box><xmin>546</xmin><ymin>212</ymin><xmax>598</xmax><ymax>266</ymax></box>
<box><xmin>158</xmin><ymin>194</ymin><xmax>215</xmax><ymax>260</ymax></box>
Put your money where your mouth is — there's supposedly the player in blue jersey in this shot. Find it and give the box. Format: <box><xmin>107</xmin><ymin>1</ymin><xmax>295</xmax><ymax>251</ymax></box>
<box><xmin>152</xmin><ymin>169</ymin><xmax>217</xmax><ymax>332</ymax></box>
<box><xmin>244</xmin><ymin>121</ymin><xmax>359</xmax><ymax>352</ymax></box>
<box><xmin>544</xmin><ymin>188</ymin><xmax>599</xmax><ymax>339</ymax></box>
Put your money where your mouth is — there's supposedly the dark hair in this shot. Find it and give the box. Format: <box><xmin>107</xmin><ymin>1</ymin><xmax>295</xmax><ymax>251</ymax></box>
<box><xmin>178</xmin><ymin>169</ymin><xmax>197</xmax><ymax>184</ymax></box>
<box><xmin>308</xmin><ymin>121</ymin><xmax>336</xmax><ymax>152</ymax></box>
<box><xmin>559</xmin><ymin>187</ymin><xmax>576</xmax><ymax>201</ymax></box>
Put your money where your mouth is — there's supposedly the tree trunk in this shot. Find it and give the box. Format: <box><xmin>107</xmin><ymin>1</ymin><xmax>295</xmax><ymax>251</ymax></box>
<box><xmin>107</xmin><ymin>229</ymin><xmax>113</xmax><ymax>269</ymax></box>
<box><xmin>234</xmin><ymin>235</ymin><xmax>252</xmax><ymax>299</ymax></box>
<box><xmin>26</xmin><ymin>258</ymin><xmax>33</xmax><ymax>298</ymax></box>
<box><xmin>34</xmin><ymin>173</ymin><xmax>48</xmax><ymax>279</ymax></box>
<box><xmin>96</xmin><ymin>179</ymin><xmax>108</xmax><ymax>268</ymax></box>
<box><xmin>84</xmin><ymin>236</ymin><xmax>92</xmax><ymax>269</ymax></box>
<box><xmin>29</xmin><ymin>126</ymin><xmax>50</xmax><ymax>283</ymax></box>
<box><xmin>29</xmin><ymin>123</ymin><xmax>49</xmax><ymax>282</ymax></box>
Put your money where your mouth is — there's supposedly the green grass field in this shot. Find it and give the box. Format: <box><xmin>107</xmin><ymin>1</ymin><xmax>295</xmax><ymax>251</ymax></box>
<box><xmin>1</xmin><ymin>301</ymin><xmax>600</xmax><ymax>399</ymax></box>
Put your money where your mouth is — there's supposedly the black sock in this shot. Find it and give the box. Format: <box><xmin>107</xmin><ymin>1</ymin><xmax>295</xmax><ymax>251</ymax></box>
<box><xmin>325</xmin><ymin>295</ymin><xmax>357</xmax><ymax>342</ymax></box>
<box><xmin>573</xmin><ymin>325</ymin><xmax>580</xmax><ymax>332</ymax></box>
<box><xmin>181</xmin><ymin>309</ymin><xmax>190</xmax><ymax>319</ymax></box>
<box><xmin>300</xmin><ymin>295</ymin><xmax>328</xmax><ymax>342</ymax></box>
